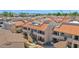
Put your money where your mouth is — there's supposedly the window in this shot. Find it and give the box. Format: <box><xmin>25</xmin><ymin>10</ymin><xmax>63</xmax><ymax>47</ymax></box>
<box><xmin>68</xmin><ymin>35</ymin><xmax>72</xmax><ymax>38</ymax></box>
<box><xmin>23</xmin><ymin>32</ymin><xmax>28</xmax><ymax>36</ymax></box>
<box><xmin>32</xmin><ymin>29</ymin><xmax>37</xmax><ymax>33</ymax></box>
<box><xmin>74</xmin><ymin>36</ymin><xmax>79</xmax><ymax>40</ymax></box>
<box><xmin>67</xmin><ymin>42</ymin><xmax>72</xmax><ymax>48</ymax></box>
<box><xmin>0</xmin><ymin>22</ymin><xmax>3</xmax><ymax>24</ymax></box>
<box><xmin>60</xmin><ymin>32</ymin><xmax>64</xmax><ymax>36</ymax></box>
<box><xmin>23</xmin><ymin>27</ymin><xmax>27</xmax><ymax>30</ymax></box>
<box><xmin>38</xmin><ymin>37</ymin><xmax>45</xmax><ymax>42</ymax></box>
<box><xmin>38</xmin><ymin>30</ymin><xmax>45</xmax><ymax>35</ymax></box>
<box><xmin>28</xmin><ymin>28</ymin><xmax>30</xmax><ymax>30</ymax></box>
<box><xmin>66</xmin><ymin>34</ymin><xmax>72</xmax><ymax>38</ymax></box>
<box><xmin>31</xmin><ymin>29</ymin><xmax>33</xmax><ymax>33</ymax></box>
<box><xmin>52</xmin><ymin>38</ymin><xmax>58</xmax><ymax>43</ymax></box>
<box><xmin>64</xmin><ymin>36</ymin><xmax>67</xmax><ymax>40</ymax></box>
<box><xmin>33</xmin><ymin>29</ymin><xmax>37</xmax><ymax>32</ymax></box>
<box><xmin>53</xmin><ymin>31</ymin><xmax>59</xmax><ymax>36</ymax></box>
<box><xmin>74</xmin><ymin>44</ymin><xmax>78</xmax><ymax>48</ymax></box>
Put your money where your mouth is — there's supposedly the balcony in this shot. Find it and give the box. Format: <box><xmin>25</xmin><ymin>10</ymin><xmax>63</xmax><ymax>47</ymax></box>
<box><xmin>52</xmin><ymin>35</ymin><xmax>64</xmax><ymax>40</ymax></box>
<box><xmin>66</xmin><ymin>38</ymin><xmax>73</xmax><ymax>42</ymax></box>
<box><xmin>32</xmin><ymin>31</ymin><xmax>45</xmax><ymax>38</ymax></box>
<box><xmin>67</xmin><ymin>39</ymin><xmax>79</xmax><ymax>45</ymax></box>
<box><xmin>22</xmin><ymin>29</ymin><xmax>31</xmax><ymax>34</ymax></box>
<box><xmin>22</xmin><ymin>29</ymin><xmax>28</xmax><ymax>33</ymax></box>
<box><xmin>37</xmin><ymin>41</ymin><xmax>45</xmax><ymax>45</ymax></box>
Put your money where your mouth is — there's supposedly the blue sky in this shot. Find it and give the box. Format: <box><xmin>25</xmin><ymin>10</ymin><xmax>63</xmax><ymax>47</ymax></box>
<box><xmin>0</xmin><ymin>10</ymin><xmax>79</xmax><ymax>14</ymax></box>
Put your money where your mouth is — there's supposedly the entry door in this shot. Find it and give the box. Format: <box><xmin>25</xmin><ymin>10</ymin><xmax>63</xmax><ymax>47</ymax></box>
<box><xmin>74</xmin><ymin>44</ymin><xmax>78</xmax><ymax>48</ymax></box>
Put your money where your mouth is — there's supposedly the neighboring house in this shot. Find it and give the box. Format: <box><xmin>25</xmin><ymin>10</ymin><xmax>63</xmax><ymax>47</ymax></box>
<box><xmin>13</xmin><ymin>20</ymin><xmax>25</xmax><ymax>33</ymax></box>
<box><xmin>3</xmin><ymin>21</ymin><xmax>14</xmax><ymax>30</ymax></box>
<box><xmin>3</xmin><ymin>20</ymin><xmax>27</xmax><ymax>33</ymax></box>
<box><xmin>48</xmin><ymin>16</ymin><xmax>71</xmax><ymax>23</ymax></box>
<box><xmin>52</xmin><ymin>21</ymin><xmax>79</xmax><ymax>48</ymax></box>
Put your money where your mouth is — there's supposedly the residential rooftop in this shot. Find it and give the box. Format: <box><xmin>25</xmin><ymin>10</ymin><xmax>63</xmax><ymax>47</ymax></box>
<box><xmin>14</xmin><ymin>20</ymin><xmax>28</xmax><ymax>27</ymax></box>
<box><xmin>54</xmin><ymin>24</ymin><xmax>79</xmax><ymax>36</ymax></box>
<box><xmin>23</xmin><ymin>21</ymin><xmax>49</xmax><ymax>31</ymax></box>
<box><xmin>14</xmin><ymin>17</ymin><xmax>54</xmax><ymax>31</ymax></box>
<box><xmin>49</xmin><ymin>16</ymin><xmax>71</xmax><ymax>23</ymax></box>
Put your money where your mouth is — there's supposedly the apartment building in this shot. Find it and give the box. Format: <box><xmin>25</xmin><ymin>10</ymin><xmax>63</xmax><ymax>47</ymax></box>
<box><xmin>22</xmin><ymin>22</ymin><xmax>48</xmax><ymax>44</ymax></box>
<box><xmin>11</xmin><ymin>16</ymin><xmax>70</xmax><ymax>46</ymax></box>
<box><xmin>22</xmin><ymin>18</ymin><xmax>58</xmax><ymax>45</ymax></box>
<box><xmin>52</xmin><ymin>21</ymin><xmax>79</xmax><ymax>48</ymax></box>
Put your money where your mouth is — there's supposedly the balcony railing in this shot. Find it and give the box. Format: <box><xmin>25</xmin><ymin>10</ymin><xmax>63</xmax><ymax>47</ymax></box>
<box><xmin>33</xmin><ymin>32</ymin><xmax>45</xmax><ymax>38</ymax></box>
<box><xmin>22</xmin><ymin>29</ymin><xmax>28</xmax><ymax>33</ymax></box>
<box><xmin>52</xmin><ymin>35</ymin><xmax>64</xmax><ymax>40</ymax></box>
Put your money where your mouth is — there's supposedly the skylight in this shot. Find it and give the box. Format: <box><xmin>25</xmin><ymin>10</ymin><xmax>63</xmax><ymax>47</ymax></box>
<box><xmin>32</xmin><ymin>21</ymin><xmax>42</xmax><ymax>26</ymax></box>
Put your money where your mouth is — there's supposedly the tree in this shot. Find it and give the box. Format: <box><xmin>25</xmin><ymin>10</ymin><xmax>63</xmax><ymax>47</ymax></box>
<box><xmin>47</xmin><ymin>13</ymin><xmax>52</xmax><ymax>15</ymax></box>
<box><xmin>56</xmin><ymin>12</ymin><xmax>61</xmax><ymax>16</ymax></box>
<box><xmin>9</xmin><ymin>12</ymin><xmax>15</xmax><ymax>17</ymax></box>
<box><xmin>2</xmin><ymin>12</ymin><xmax>9</xmax><ymax>17</ymax></box>
<box><xmin>2</xmin><ymin>12</ymin><xmax>15</xmax><ymax>17</ymax></box>
<box><xmin>19</xmin><ymin>12</ymin><xmax>27</xmax><ymax>17</ymax></box>
<box><xmin>72</xmin><ymin>12</ymin><xmax>78</xmax><ymax>16</ymax></box>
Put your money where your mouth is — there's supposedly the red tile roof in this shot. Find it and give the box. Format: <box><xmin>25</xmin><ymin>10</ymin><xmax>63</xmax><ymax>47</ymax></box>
<box><xmin>14</xmin><ymin>20</ymin><xmax>28</xmax><ymax>27</ymax></box>
<box><xmin>54</xmin><ymin>24</ymin><xmax>79</xmax><ymax>35</ymax></box>
<box><xmin>49</xmin><ymin>16</ymin><xmax>70</xmax><ymax>23</ymax></box>
<box><xmin>23</xmin><ymin>22</ymin><xmax>48</xmax><ymax>31</ymax></box>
